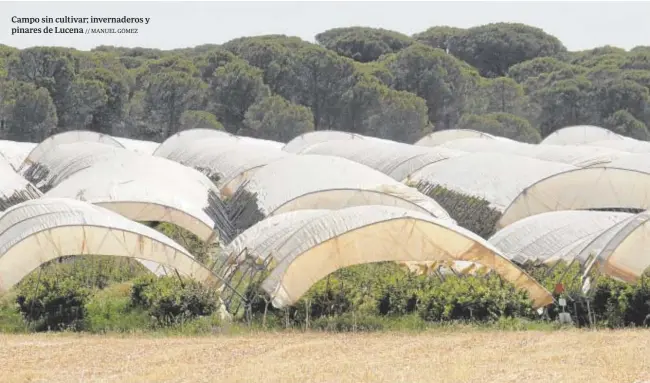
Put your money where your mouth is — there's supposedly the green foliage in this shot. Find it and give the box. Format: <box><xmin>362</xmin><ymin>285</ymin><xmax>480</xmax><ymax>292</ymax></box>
<box><xmin>11</xmin><ymin>256</ymin><xmax>147</xmax><ymax>332</ymax></box>
<box><xmin>414</xmin><ymin>183</ymin><xmax>502</xmax><ymax>238</ymax></box>
<box><xmin>450</xmin><ymin>23</ymin><xmax>566</xmax><ymax>78</ymax></box>
<box><xmin>316</xmin><ymin>27</ymin><xmax>414</xmax><ymax>63</ymax></box>
<box><xmin>417</xmin><ymin>275</ymin><xmax>533</xmax><ymax>322</ymax></box>
<box><xmin>1</xmin><ymin>22</ymin><xmax>649</xmax><ymax>146</ymax></box>
<box><xmin>205</xmin><ymin>60</ymin><xmax>270</xmax><ymax>133</ymax></box>
<box><xmin>249</xmin><ymin>263</ymin><xmax>535</xmax><ymax>330</ymax></box>
<box><xmin>381</xmin><ymin>44</ymin><xmax>481</xmax><ymax>130</ymax></box>
<box><xmin>154</xmin><ymin>222</ymin><xmax>215</xmax><ymax>264</ymax></box>
<box><xmin>16</xmin><ymin>270</ymin><xmax>91</xmax><ymax>331</ymax></box>
<box><xmin>508</xmin><ymin>57</ymin><xmax>575</xmax><ymax>83</ymax></box>
<box><xmin>179</xmin><ymin>110</ymin><xmax>224</xmax><ymax>131</ymax></box>
<box><xmin>84</xmin><ymin>282</ymin><xmax>149</xmax><ymax>333</ymax></box>
<box><xmin>242</xmin><ymin>95</ymin><xmax>314</xmax><ymax>142</ymax></box>
<box><xmin>604</xmin><ymin>110</ymin><xmax>649</xmax><ymax>140</ymax></box>
<box><xmin>0</xmin><ymin>80</ymin><xmax>58</xmax><ymax>141</ymax></box>
<box><xmin>456</xmin><ymin>113</ymin><xmax>541</xmax><ymax>143</ymax></box>
<box><xmin>0</xmin><ymin>292</ymin><xmax>28</xmax><ymax>333</ymax></box>
<box><xmin>130</xmin><ymin>275</ymin><xmax>219</xmax><ymax>327</ymax></box>
<box><xmin>412</xmin><ymin>26</ymin><xmax>464</xmax><ymax>51</ymax></box>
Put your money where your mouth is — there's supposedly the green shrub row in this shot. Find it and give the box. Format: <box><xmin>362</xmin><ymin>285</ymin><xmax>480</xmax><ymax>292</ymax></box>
<box><xmin>6</xmin><ymin>257</ymin><xmax>219</xmax><ymax>332</ymax></box>
<box><xmin>3</xmin><ymin>257</ymin><xmax>650</xmax><ymax>333</ymax></box>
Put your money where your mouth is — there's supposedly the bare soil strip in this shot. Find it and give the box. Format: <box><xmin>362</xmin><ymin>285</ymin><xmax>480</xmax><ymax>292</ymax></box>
<box><xmin>2</xmin><ymin>330</ymin><xmax>650</xmax><ymax>383</ymax></box>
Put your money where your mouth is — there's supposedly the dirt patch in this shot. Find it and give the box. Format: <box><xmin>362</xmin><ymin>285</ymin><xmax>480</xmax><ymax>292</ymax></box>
<box><xmin>1</xmin><ymin>330</ymin><xmax>650</xmax><ymax>383</ymax></box>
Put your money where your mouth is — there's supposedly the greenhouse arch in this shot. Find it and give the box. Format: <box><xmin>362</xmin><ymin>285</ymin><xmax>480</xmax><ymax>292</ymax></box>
<box><xmin>499</xmin><ymin>167</ymin><xmax>650</xmax><ymax>229</ymax></box>
<box><xmin>0</xmin><ymin>198</ymin><xmax>216</xmax><ymax>292</ymax></box>
<box><xmin>225</xmin><ymin>206</ymin><xmax>553</xmax><ymax>309</ymax></box>
<box><xmin>20</xmin><ymin>130</ymin><xmax>126</xmax><ymax>170</ymax></box>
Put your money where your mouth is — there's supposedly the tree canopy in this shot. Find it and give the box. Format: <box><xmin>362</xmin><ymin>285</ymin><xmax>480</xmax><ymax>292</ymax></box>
<box><xmin>0</xmin><ymin>22</ymin><xmax>647</xmax><ymax>144</ymax></box>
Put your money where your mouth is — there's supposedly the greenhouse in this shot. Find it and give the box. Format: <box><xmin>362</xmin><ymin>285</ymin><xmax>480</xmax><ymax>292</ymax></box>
<box><xmin>414</xmin><ymin>129</ymin><xmax>495</xmax><ymax>147</ymax></box>
<box><xmin>153</xmin><ymin>128</ymin><xmax>281</xmax><ymax>158</ymax></box>
<box><xmin>587</xmin><ymin>137</ymin><xmax>650</xmax><ymax>153</ymax></box>
<box><xmin>21</xmin><ymin>130</ymin><xmax>127</xmax><ymax>168</ymax></box>
<box><xmin>282</xmin><ymin>130</ymin><xmax>370</xmax><ymax>153</ymax></box>
<box><xmin>540</xmin><ymin>125</ymin><xmax>623</xmax><ymax>145</ymax></box>
<box><xmin>44</xmin><ymin>155</ymin><xmax>233</xmax><ymax>242</ymax></box>
<box><xmin>235</xmin><ymin>154</ymin><xmax>452</xmax><ymax>226</ymax></box>
<box><xmin>436</xmin><ymin>137</ymin><xmax>625</xmax><ymax>167</ymax></box>
<box><xmin>489</xmin><ymin>211</ymin><xmax>632</xmax><ymax>265</ymax></box>
<box><xmin>18</xmin><ymin>142</ymin><xmax>141</xmax><ymax>191</ymax></box>
<box><xmin>0</xmin><ymin>198</ymin><xmax>216</xmax><ymax>292</ymax></box>
<box><xmin>153</xmin><ymin>137</ymin><xmax>290</xmax><ymax>196</ymax></box>
<box><xmin>1</xmin><ymin>123</ymin><xmax>650</xmax><ymax>318</ymax></box>
<box><xmin>299</xmin><ymin>138</ymin><xmax>464</xmax><ymax>181</ymax></box>
<box><xmin>490</xmin><ymin>209</ymin><xmax>650</xmax><ymax>284</ymax></box>
<box><xmin>0</xmin><ymin>139</ymin><xmax>37</xmax><ymax>170</ymax></box>
<box><xmin>0</xmin><ymin>159</ymin><xmax>42</xmax><ymax>210</ymax></box>
<box><xmin>223</xmin><ymin>205</ymin><xmax>553</xmax><ymax>309</ymax></box>
<box><xmin>499</xmin><ymin>167</ymin><xmax>650</xmax><ymax>229</ymax></box>
<box><xmin>406</xmin><ymin>152</ymin><xmax>574</xmax><ymax>212</ymax></box>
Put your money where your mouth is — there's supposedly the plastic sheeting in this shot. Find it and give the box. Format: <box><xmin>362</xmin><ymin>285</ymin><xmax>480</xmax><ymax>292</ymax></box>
<box><xmin>406</xmin><ymin>152</ymin><xmax>575</xmax><ymax>211</ymax></box>
<box><xmin>415</xmin><ymin>129</ymin><xmax>495</xmax><ymax>147</ymax></box>
<box><xmin>44</xmin><ymin>154</ymin><xmax>231</xmax><ymax>241</ymax></box>
<box><xmin>153</xmin><ymin>129</ymin><xmax>282</xmax><ymax>158</ymax></box>
<box><xmin>489</xmin><ymin>211</ymin><xmax>632</xmax><ymax>265</ymax></box>
<box><xmin>0</xmin><ymin>160</ymin><xmax>43</xmax><ymax>211</ymax></box>
<box><xmin>599</xmin><ymin>154</ymin><xmax>650</xmax><ymax>173</ymax></box>
<box><xmin>587</xmin><ymin>138</ymin><xmax>650</xmax><ymax>154</ymax></box>
<box><xmin>243</xmin><ymin>154</ymin><xmax>452</xmax><ymax>220</ymax></box>
<box><xmin>595</xmin><ymin>211</ymin><xmax>650</xmax><ymax>282</ymax></box>
<box><xmin>114</xmin><ymin>137</ymin><xmax>160</xmax><ymax>155</ymax></box>
<box><xmin>21</xmin><ymin>131</ymin><xmax>125</xmax><ymax>169</ymax></box>
<box><xmin>282</xmin><ymin>130</ymin><xmax>369</xmax><ymax>153</ymax></box>
<box><xmin>499</xmin><ymin>167</ymin><xmax>650</xmax><ymax>229</ymax></box>
<box><xmin>300</xmin><ymin>139</ymin><xmax>465</xmax><ymax>181</ymax></box>
<box><xmin>492</xmin><ymin>208</ymin><xmax>650</xmax><ymax>284</ymax></box>
<box><xmin>0</xmin><ymin>198</ymin><xmax>216</xmax><ymax>292</ymax></box>
<box><xmin>155</xmin><ymin>137</ymin><xmax>290</xmax><ymax>196</ymax></box>
<box><xmin>541</xmin><ymin>125</ymin><xmax>622</xmax><ymax>145</ymax></box>
<box><xmin>18</xmin><ymin>142</ymin><xmax>141</xmax><ymax>190</ymax></box>
<box><xmin>225</xmin><ymin>205</ymin><xmax>553</xmax><ymax>309</ymax></box>
<box><xmin>153</xmin><ymin>129</ymin><xmax>234</xmax><ymax>157</ymax></box>
<box><xmin>0</xmin><ymin>140</ymin><xmax>37</xmax><ymax>170</ymax></box>
<box><xmin>436</xmin><ymin>137</ymin><xmax>624</xmax><ymax>167</ymax></box>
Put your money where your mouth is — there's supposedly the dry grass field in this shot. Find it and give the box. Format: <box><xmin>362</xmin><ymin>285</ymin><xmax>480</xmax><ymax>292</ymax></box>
<box><xmin>2</xmin><ymin>330</ymin><xmax>650</xmax><ymax>383</ymax></box>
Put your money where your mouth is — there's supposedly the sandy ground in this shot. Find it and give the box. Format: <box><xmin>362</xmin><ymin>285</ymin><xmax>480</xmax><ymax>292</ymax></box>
<box><xmin>2</xmin><ymin>330</ymin><xmax>650</xmax><ymax>383</ymax></box>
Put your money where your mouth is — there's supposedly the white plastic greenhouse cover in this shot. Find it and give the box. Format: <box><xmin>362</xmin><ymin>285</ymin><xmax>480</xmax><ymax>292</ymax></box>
<box><xmin>18</xmin><ymin>142</ymin><xmax>141</xmax><ymax>190</ymax></box>
<box><xmin>153</xmin><ymin>129</ymin><xmax>234</xmax><ymax>157</ymax></box>
<box><xmin>21</xmin><ymin>131</ymin><xmax>125</xmax><ymax>169</ymax></box>
<box><xmin>300</xmin><ymin>139</ymin><xmax>465</xmax><ymax>181</ymax></box>
<box><xmin>592</xmin><ymin>211</ymin><xmax>650</xmax><ymax>282</ymax></box>
<box><xmin>499</xmin><ymin>167</ymin><xmax>650</xmax><ymax>229</ymax></box>
<box><xmin>540</xmin><ymin>125</ymin><xmax>622</xmax><ymax>145</ymax></box>
<box><xmin>44</xmin><ymin>154</ymin><xmax>228</xmax><ymax>241</ymax></box>
<box><xmin>113</xmin><ymin>137</ymin><xmax>160</xmax><ymax>155</ymax></box>
<box><xmin>415</xmin><ymin>129</ymin><xmax>495</xmax><ymax>147</ymax></box>
<box><xmin>243</xmin><ymin>154</ymin><xmax>452</xmax><ymax>220</ymax></box>
<box><xmin>0</xmin><ymin>160</ymin><xmax>43</xmax><ymax>211</ymax></box>
<box><xmin>597</xmin><ymin>154</ymin><xmax>650</xmax><ymax>173</ymax></box>
<box><xmin>0</xmin><ymin>198</ymin><xmax>216</xmax><ymax>292</ymax></box>
<box><xmin>437</xmin><ymin>137</ymin><xmax>624</xmax><ymax>167</ymax></box>
<box><xmin>489</xmin><ymin>211</ymin><xmax>632</xmax><ymax>265</ymax></box>
<box><xmin>406</xmin><ymin>152</ymin><xmax>575</xmax><ymax>211</ymax></box>
<box><xmin>0</xmin><ymin>140</ymin><xmax>37</xmax><ymax>170</ymax></box>
<box><xmin>236</xmin><ymin>136</ymin><xmax>284</xmax><ymax>149</ymax></box>
<box><xmin>282</xmin><ymin>130</ymin><xmax>368</xmax><ymax>153</ymax></box>
<box><xmin>226</xmin><ymin>205</ymin><xmax>553</xmax><ymax>308</ymax></box>
<box><xmin>155</xmin><ymin>137</ymin><xmax>290</xmax><ymax>196</ymax></box>
<box><xmin>587</xmin><ymin>138</ymin><xmax>650</xmax><ymax>153</ymax></box>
